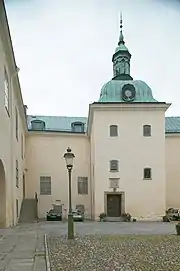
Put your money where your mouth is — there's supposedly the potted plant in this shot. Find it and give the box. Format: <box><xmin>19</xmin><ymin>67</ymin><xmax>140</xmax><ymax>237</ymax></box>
<box><xmin>99</xmin><ymin>213</ymin><xmax>106</xmax><ymax>222</ymax></box>
<box><xmin>163</xmin><ymin>209</ymin><xmax>171</xmax><ymax>222</ymax></box>
<box><xmin>121</xmin><ymin>213</ymin><xmax>131</xmax><ymax>222</ymax></box>
<box><xmin>176</xmin><ymin>222</ymin><xmax>180</xmax><ymax>235</ymax></box>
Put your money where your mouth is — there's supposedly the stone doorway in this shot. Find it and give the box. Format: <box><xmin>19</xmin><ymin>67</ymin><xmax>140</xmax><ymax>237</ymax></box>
<box><xmin>105</xmin><ymin>192</ymin><xmax>125</xmax><ymax>217</ymax></box>
<box><xmin>0</xmin><ymin>159</ymin><xmax>6</xmax><ymax>227</ymax></box>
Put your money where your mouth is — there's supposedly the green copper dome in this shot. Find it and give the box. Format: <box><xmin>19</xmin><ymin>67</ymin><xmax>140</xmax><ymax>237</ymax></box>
<box><xmin>98</xmin><ymin>80</ymin><xmax>158</xmax><ymax>103</ymax></box>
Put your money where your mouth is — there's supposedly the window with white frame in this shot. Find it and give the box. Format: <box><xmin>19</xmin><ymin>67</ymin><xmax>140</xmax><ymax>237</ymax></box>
<box><xmin>21</xmin><ymin>134</ymin><xmax>24</xmax><ymax>159</ymax></box>
<box><xmin>143</xmin><ymin>125</ymin><xmax>151</xmax><ymax>137</ymax></box>
<box><xmin>110</xmin><ymin>160</ymin><xmax>119</xmax><ymax>172</ymax></box>
<box><xmin>77</xmin><ymin>177</ymin><xmax>88</xmax><ymax>195</ymax></box>
<box><xmin>15</xmin><ymin>108</ymin><xmax>18</xmax><ymax>140</ymax></box>
<box><xmin>40</xmin><ymin>176</ymin><xmax>51</xmax><ymax>195</ymax></box>
<box><xmin>110</xmin><ymin>125</ymin><xmax>118</xmax><ymax>137</ymax></box>
<box><xmin>143</xmin><ymin>168</ymin><xmax>152</xmax><ymax>179</ymax></box>
<box><xmin>4</xmin><ymin>67</ymin><xmax>9</xmax><ymax>112</ymax></box>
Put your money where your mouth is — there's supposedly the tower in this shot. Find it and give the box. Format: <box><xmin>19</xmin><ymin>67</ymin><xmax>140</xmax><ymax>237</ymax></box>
<box><xmin>112</xmin><ymin>13</ymin><xmax>133</xmax><ymax>81</ymax></box>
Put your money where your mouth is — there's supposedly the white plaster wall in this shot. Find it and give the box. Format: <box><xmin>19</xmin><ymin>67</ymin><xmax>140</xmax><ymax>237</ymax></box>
<box><xmin>0</xmin><ymin>17</ymin><xmax>26</xmax><ymax>227</ymax></box>
<box><xmin>90</xmin><ymin>106</ymin><xmax>167</xmax><ymax>220</ymax></box>
<box><xmin>25</xmin><ymin>133</ymin><xmax>90</xmax><ymax>218</ymax></box>
<box><xmin>166</xmin><ymin>135</ymin><xmax>180</xmax><ymax>208</ymax></box>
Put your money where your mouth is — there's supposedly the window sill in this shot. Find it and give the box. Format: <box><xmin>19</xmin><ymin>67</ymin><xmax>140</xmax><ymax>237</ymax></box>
<box><xmin>40</xmin><ymin>194</ymin><xmax>52</xmax><ymax>196</ymax></box>
<box><xmin>78</xmin><ymin>194</ymin><xmax>88</xmax><ymax>196</ymax></box>
<box><xmin>143</xmin><ymin>178</ymin><xmax>152</xmax><ymax>180</ymax></box>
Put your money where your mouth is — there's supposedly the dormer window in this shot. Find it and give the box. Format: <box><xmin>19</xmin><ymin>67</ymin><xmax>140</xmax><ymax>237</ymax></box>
<box><xmin>31</xmin><ymin>120</ymin><xmax>46</xmax><ymax>130</ymax></box>
<box><xmin>71</xmin><ymin>122</ymin><xmax>85</xmax><ymax>133</ymax></box>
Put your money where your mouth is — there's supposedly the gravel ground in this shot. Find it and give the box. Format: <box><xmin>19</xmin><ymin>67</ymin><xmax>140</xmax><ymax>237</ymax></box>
<box><xmin>48</xmin><ymin>234</ymin><xmax>180</xmax><ymax>271</ymax></box>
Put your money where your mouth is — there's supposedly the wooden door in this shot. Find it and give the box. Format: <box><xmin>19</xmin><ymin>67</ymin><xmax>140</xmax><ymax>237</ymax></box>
<box><xmin>107</xmin><ymin>194</ymin><xmax>121</xmax><ymax>217</ymax></box>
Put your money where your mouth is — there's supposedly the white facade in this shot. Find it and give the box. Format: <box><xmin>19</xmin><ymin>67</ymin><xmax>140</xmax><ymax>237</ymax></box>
<box><xmin>1</xmin><ymin>2</ymin><xmax>180</xmax><ymax>227</ymax></box>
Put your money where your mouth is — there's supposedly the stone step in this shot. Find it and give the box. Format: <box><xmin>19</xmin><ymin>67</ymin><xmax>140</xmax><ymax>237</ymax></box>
<box><xmin>19</xmin><ymin>199</ymin><xmax>37</xmax><ymax>223</ymax></box>
<box><xmin>103</xmin><ymin>217</ymin><xmax>125</xmax><ymax>222</ymax></box>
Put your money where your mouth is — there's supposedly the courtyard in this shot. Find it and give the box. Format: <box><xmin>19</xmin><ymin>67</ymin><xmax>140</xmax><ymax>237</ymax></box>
<box><xmin>0</xmin><ymin>221</ymin><xmax>179</xmax><ymax>271</ymax></box>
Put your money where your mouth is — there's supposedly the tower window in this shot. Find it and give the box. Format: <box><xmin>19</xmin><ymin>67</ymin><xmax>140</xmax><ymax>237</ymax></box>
<box><xmin>143</xmin><ymin>168</ymin><xmax>152</xmax><ymax>179</ymax></box>
<box><xmin>71</xmin><ymin>122</ymin><xmax>85</xmax><ymax>133</ymax></box>
<box><xmin>110</xmin><ymin>160</ymin><xmax>119</xmax><ymax>172</ymax></box>
<box><xmin>143</xmin><ymin>125</ymin><xmax>151</xmax><ymax>137</ymax></box>
<box><xmin>31</xmin><ymin>120</ymin><xmax>46</xmax><ymax>130</ymax></box>
<box><xmin>110</xmin><ymin>125</ymin><xmax>118</xmax><ymax>137</ymax></box>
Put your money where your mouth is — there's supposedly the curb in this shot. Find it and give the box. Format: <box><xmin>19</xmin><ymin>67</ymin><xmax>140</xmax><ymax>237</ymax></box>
<box><xmin>44</xmin><ymin>234</ymin><xmax>51</xmax><ymax>271</ymax></box>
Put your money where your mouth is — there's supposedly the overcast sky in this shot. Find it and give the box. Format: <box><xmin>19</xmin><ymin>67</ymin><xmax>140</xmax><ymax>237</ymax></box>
<box><xmin>5</xmin><ymin>0</ymin><xmax>180</xmax><ymax>117</ymax></box>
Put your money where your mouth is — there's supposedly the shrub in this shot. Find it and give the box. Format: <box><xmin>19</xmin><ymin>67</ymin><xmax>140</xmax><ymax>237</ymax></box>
<box><xmin>121</xmin><ymin>213</ymin><xmax>131</xmax><ymax>222</ymax></box>
<box><xmin>99</xmin><ymin>213</ymin><xmax>106</xmax><ymax>221</ymax></box>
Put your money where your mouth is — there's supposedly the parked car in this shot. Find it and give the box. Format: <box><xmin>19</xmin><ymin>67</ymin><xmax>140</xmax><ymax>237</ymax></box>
<box><xmin>72</xmin><ymin>209</ymin><xmax>84</xmax><ymax>222</ymax></box>
<box><xmin>46</xmin><ymin>209</ymin><xmax>62</xmax><ymax>221</ymax></box>
<box><xmin>167</xmin><ymin>208</ymin><xmax>180</xmax><ymax>221</ymax></box>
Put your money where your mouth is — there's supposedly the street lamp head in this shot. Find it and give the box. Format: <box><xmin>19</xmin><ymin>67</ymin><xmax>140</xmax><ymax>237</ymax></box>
<box><xmin>64</xmin><ymin>147</ymin><xmax>75</xmax><ymax>170</ymax></box>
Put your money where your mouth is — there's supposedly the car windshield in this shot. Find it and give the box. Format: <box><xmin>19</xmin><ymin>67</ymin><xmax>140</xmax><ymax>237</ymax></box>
<box><xmin>72</xmin><ymin>210</ymin><xmax>81</xmax><ymax>214</ymax></box>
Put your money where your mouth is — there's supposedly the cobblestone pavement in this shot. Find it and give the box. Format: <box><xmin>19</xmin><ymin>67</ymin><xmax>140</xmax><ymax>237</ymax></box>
<box><xmin>0</xmin><ymin>221</ymin><xmax>177</xmax><ymax>271</ymax></box>
<box><xmin>48</xmin><ymin>234</ymin><xmax>180</xmax><ymax>271</ymax></box>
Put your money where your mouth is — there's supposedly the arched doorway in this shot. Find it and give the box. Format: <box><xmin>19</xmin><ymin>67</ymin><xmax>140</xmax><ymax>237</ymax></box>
<box><xmin>0</xmin><ymin>159</ymin><xmax>6</xmax><ymax>227</ymax></box>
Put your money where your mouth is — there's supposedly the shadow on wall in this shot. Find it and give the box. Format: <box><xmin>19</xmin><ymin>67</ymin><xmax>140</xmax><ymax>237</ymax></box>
<box><xmin>0</xmin><ymin>159</ymin><xmax>6</xmax><ymax>228</ymax></box>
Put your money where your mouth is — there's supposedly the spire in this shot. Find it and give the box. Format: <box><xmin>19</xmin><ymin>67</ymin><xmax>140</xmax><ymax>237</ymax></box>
<box><xmin>118</xmin><ymin>12</ymin><xmax>125</xmax><ymax>45</ymax></box>
<box><xmin>112</xmin><ymin>13</ymin><xmax>133</xmax><ymax>81</ymax></box>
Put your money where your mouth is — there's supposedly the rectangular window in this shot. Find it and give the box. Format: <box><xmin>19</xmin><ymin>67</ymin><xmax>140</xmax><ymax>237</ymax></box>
<box><xmin>77</xmin><ymin>177</ymin><xmax>88</xmax><ymax>195</ymax></box>
<box><xmin>16</xmin><ymin>160</ymin><xmax>19</xmax><ymax>187</ymax></box>
<box><xmin>110</xmin><ymin>125</ymin><xmax>118</xmax><ymax>137</ymax></box>
<box><xmin>21</xmin><ymin>134</ymin><xmax>23</xmax><ymax>159</ymax></box>
<box><xmin>15</xmin><ymin>108</ymin><xmax>18</xmax><ymax>140</ymax></box>
<box><xmin>40</xmin><ymin>176</ymin><xmax>51</xmax><ymax>195</ymax></box>
<box><xmin>110</xmin><ymin>160</ymin><xmax>119</xmax><ymax>172</ymax></box>
<box><xmin>143</xmin><ymin>168</ymin><xmax>152</xmax><ymax>179</ymax></box>
<box><xmin>143</xmin><ymin>125</ymin><xmax>151</xmax><ymax>137</ymax></box>
<box><xmin>4</xmin><ymin>67</ymin><xmax>9</xmax><ymax>113</ymax></box>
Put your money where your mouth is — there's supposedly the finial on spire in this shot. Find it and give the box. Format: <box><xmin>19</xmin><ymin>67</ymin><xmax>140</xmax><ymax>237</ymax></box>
<box><xmin>118</xmin><ymin>12</ymin><xmax>125</xmax><ymax>45</ymax></box>
<box><xmin>120</xmin><ymin>11</ymin><xmax>123</xmax><ymax>30</ymax></box>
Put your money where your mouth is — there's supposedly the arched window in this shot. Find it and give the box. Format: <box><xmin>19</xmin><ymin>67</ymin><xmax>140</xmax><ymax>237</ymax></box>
<box><xmin>143</xmin><ymin>125</ymin><xmax>151</xmax><ymax>137</ymax></box>
<box><xmin>110</xmin><ymin>160</ymin><xmax>119</xmax><ymax>172</ymax></box>
<box><xmin>31</xmin><ymin>120</ymin><xmax>46</xmax><ymax>130</ymax></box>
<box><xmin>71</xmin><ymin>122</ymin><xmax>85</xmax><ymax>133</ymax></box>
<box><xmin>143</xmin><ymin>168</ymin><xmax>152</xmax><ymax>179</ymax></box>
<box><xmin>110</xmin><ymin>125</ymin><xmax>118</xmax><ymax>137</ymax></box>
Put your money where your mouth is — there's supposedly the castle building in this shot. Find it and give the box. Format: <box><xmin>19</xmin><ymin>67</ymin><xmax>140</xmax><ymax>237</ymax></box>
<box><xmin>0</xmin><ymin>2</ymin><xmax>180</xmax><ymax>227</ymax></box>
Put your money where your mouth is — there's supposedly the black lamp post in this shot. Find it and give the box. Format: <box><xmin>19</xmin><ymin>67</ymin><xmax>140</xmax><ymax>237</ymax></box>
<box><xmin>64</xmin><ymin>147</ymin><xmax>75</xmax><ymax>239</ymax></box>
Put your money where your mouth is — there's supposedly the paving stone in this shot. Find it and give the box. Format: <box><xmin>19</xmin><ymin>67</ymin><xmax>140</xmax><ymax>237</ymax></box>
<box><xmin>7</xmin><ymin>259</ymin><xmax>34</xmax><ymax>271</ymax></box>
<box><xmin>33</xmin><ymin>255</ymin><xmax>46</xmax><ymax>271</ymax></box>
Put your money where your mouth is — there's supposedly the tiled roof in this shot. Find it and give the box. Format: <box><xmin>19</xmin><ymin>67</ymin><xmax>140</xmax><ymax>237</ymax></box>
<box><xmin>27</xmin><ymin>115</ymin><xmax>180</xmax><ymax>134</ymax></box>
<box><xmin>165</xmin><ymin>117</ymin><xmax>180</xmax><ymax>133</ymax></box>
